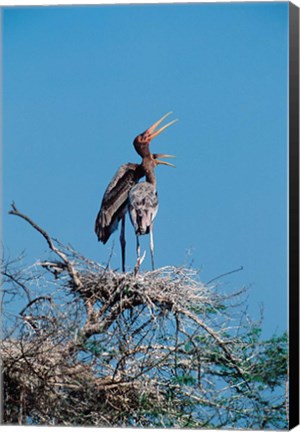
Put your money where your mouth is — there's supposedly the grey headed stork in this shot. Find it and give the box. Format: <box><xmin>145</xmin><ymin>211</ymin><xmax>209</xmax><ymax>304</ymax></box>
<box><xmin>129</xmin><ymin>153</ymin><xmax>175</xmax><ymax>274</ymax></box>
<box><xmin>94</xmin><ymin>112</ymin><xmax>177</xmax><ymax>272</ymax></box>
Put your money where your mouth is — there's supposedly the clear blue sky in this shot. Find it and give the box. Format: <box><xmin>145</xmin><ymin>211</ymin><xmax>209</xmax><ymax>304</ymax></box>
<box><xmin>3</xmin><ymin>2</ymin><xmax>289</xmax><ymax>337</ymax></box>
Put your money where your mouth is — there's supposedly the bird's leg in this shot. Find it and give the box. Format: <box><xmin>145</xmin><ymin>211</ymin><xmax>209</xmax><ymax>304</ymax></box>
<box><xmin>134</xmin><ymin>235</ymin><xmax>146</xmax><ymax>275</ymax></box>
<box><xmin>120</xmin><ymin>215</ymin><xmax>126</xmax><ymax>272</ymax></box>
<box><xmin>137</xmin><ymin>234</ymin><xmax>141</xmax><ymax>262</ymax></box>
<box><xmin>134</xmin><ymin>235</ymin><xmax>141</xmax><ymax>275</ymax></box>
<box><xmin>149</xmin><ymin>223</ymin><xmax>155</xmax><ymax>271</ymax></box>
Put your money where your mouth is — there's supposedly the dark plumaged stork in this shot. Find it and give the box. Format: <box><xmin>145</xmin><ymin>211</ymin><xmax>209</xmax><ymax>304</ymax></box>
<box><xmin>94</xmin><ymin>112</ymin><xmax>177</xmax><ymax>272</ymax></box>
<box><xmin>129</xmin><ymin>153</ymin><xmax>175</xmax><ymax>273</ymax></box>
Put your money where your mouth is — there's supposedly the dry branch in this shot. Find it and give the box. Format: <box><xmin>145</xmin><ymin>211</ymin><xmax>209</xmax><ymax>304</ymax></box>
<box><xmin>1</xmin><ymin>204</ymin><xmax>288</xmax><ymax>428</ymax></box>
<box><xmin>9</xmin><ymin>202</ymin><xmax>82</xmax><ymax>291</ymax></box>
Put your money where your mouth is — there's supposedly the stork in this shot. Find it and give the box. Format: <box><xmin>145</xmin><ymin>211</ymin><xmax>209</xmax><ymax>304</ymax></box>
<box><xmin>94</xmin><ymin>112</ymin><xmax>177</xmax><ymax>272</ymax></box>
<box><xmin>129</xmin><ymin>153</ymin><xmax>175</xmax><ymax>273</ymax></box>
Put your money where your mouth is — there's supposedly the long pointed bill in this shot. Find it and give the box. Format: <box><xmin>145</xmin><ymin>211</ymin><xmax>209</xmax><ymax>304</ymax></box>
<box><xmin>148</xmin><ymin>112</ymin><xmax>172</xmax><ymax>134</ymax></box>
<box><xmin>153</xmin><ymin>153</ymin><xmax>176</xmax><ymax>159</ymax></box>
<box><xmin>147</xmin><ymin>112</ymin><xmax>178</xmax><ymax>140</ymax></box>
<box><xmin>156</xmin><ymin>159</ymin><xmax>176</xmax><ymax>168</ymax></box>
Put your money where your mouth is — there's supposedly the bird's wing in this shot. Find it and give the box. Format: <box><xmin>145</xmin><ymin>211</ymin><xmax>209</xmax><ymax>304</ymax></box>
<box><xmin>95</xmin><ymin>163</ymin><xmax>145</xmax><ymax>243</ymax></box>
<box><xmin>129</xmin><ymin>183</ymin><xmax>159</xmax><ymax>235</ymax></box>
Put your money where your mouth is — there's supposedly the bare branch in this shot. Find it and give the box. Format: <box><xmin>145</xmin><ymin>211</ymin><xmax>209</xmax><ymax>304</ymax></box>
<box><xmin>206</xmin><ymin>265</ymin><xmax>244</xmax><ymax>285</ymax></box>
<box><xmin>2</xmin><ymin>205</ymin><xmax>288</xmax><ymax>428</ymax></box>
<box><xmin>19</xmin><ymin>296</ymin><xmax>53</xmax><ymax>316</ymax></box>
<box><xmin>9</xmin><ymin>202</ymin><xmax>82</xmax><ymax>291</ymax></box>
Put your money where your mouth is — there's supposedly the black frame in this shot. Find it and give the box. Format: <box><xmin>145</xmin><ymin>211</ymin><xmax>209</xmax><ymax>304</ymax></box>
<box><xmin>289</xmin><ymin>1</ymin><xmax>299</xmax><ymax>429</ymax></box>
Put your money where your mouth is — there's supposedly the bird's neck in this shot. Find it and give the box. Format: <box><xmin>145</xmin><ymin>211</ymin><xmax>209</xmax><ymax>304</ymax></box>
<box><xmin>145</xmin><ymin>170</ymin><xmax>156</xmax><ymax>188</ymax></box>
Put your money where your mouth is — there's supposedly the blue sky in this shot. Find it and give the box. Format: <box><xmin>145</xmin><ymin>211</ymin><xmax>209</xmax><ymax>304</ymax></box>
<box><xmin>3</xmin><ymin>2</ymin><xmax>289</xmax><ymax>337</ymax></box>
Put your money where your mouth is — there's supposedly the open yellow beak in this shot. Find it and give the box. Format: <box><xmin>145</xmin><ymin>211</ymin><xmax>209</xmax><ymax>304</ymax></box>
<box><xmin>156</xmin><ymin>160</ymin><xmax>176</xmax><ymax>168</ymax></box>
<box><xmin>147</xmin><ymin>112</ymin><xmax>178</xmax><ymax>140</ymax></box>
<box><xmin>153</xmin><ymin>153</ymin><xmax>176</xmax><ymax>168</ymax></box>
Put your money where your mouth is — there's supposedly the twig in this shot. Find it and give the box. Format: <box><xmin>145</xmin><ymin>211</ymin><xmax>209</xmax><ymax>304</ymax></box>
<box><xmin>10</xmin><ymin>202</ymin><xmax>60</xmax><ymax>257</ymax></box>
<box><xmin>206</xmin><ymin>266</ymin><xmax>244</xmax><ymax>285</ymax></box>
<box><xmin>9</xmin><ymin>202</ymin><xmax>82</xmax><ymax>290</ymax></box>
<box><xmin>19</xmin><ymin>296</ymin><xmax>53</xmax><ymax>316</ymax></box>
<box><xmin>175</xmin><ymin>305</ymin><xmax>252</xmax><ymax>392</ymax></box>
<box><xmin>1</xmin><ymin>270</ymin><xmax>32</xmax><ymax>303</ymax></box>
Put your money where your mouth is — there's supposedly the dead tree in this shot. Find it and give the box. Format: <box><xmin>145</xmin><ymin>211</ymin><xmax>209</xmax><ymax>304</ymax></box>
<box><xmin>1</xmin><ymin>203</ymin><xmax>288</xmax><ymax>428</ymax></box>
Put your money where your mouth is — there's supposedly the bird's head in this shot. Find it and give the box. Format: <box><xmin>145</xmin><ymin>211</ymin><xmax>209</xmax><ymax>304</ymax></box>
<box><xmin>133</xmin><ymin>112</ymin><xmax>178</xmax><ymax>158</ymax></box>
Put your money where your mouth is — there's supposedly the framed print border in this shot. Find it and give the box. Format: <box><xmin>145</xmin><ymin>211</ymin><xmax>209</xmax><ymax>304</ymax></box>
<box><xmin>289</xmin><ymin>2</ymin><xmax>300</xmax><ymax>429</ymax></box>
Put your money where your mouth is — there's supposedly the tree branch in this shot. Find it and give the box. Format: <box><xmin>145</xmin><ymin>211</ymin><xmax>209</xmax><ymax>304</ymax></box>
<box><xmin>206</xmin><ymin>266</ymin><xmax>244</xmax><ymax>285</ymax></box>
<box><xmin>9</xmin><ymin>202</ymin><xmax>82</xmax><ymax>291</ymax></box>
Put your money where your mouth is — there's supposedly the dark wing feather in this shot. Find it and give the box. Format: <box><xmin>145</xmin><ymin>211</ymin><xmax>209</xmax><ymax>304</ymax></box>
<box><xmin>95</xmin><ymin>163</ymin><xmax>145</xmax><ymax>243</ymax></box>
